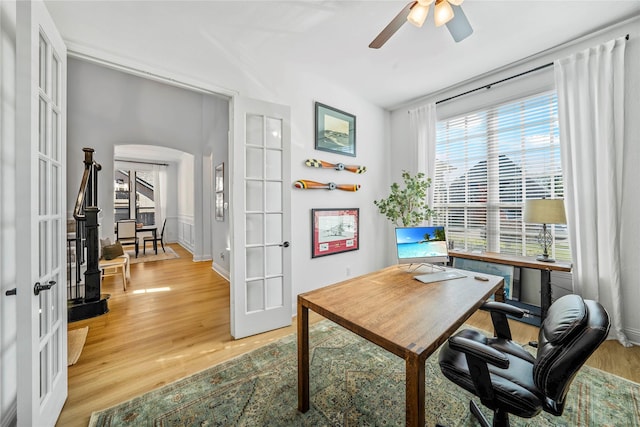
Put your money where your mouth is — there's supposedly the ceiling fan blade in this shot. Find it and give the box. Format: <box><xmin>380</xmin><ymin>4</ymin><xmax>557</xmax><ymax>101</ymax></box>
<box><xmin>446</xmin><ymin>4</ymin><xmax>473</xmax><ymax>42</ymax></box>
<box><xmin>369</xmin><ymin>1</ymin><xmax>417</xmax><ymax>49</ymax></box>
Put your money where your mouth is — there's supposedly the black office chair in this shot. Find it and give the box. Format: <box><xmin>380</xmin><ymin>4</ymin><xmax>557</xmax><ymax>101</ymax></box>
<box><xmin>438</xmin><ymin>294</ymin><xmax>610</xmax><ymax>427</ymax></box>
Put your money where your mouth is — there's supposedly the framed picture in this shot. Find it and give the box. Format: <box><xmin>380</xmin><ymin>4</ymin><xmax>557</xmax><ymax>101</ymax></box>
<box><xmin>215</xmin><ymin>163</ymin><xmax>224</xmax><ymax>221</ymax></box>
<box><xmin>311</xmin><ymin>208</ymin><xmax>359</xmax><ymax>258</ymax></box>
<box><xmin>452</xmin><ymin>258</ymin><xmax>514</xmax><ymax>300</ymax></box>
<box><xmin>315</xmin><ymin>102</ymin><xmax>356</xmax><ymax>157</ymax></box>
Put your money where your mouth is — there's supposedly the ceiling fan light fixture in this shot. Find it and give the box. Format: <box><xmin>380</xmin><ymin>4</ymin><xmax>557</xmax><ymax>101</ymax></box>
<box><xmin>407</xmin><ymin>3</ymin><xmax>430</xmax><ymax>28</ymax></box>
<box><xmin>434</xmin><ymin>0</ymin><xmax>454</xmax><ymax>27</ymax></box>
<box><xmin>417</xmin><ymin>0</ymin><xmax>436</xmax><ymax>6</ymax></box>
<box><xmin>448</xmin><ymin>0</ymin><xmax>464</xmax><ymax>5</ymax></box>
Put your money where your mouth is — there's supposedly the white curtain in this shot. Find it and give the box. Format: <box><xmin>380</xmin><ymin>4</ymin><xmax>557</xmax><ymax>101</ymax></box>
<box><xmin>153</xmin><ymin>164</ymin><xmax>168</xmax><ymax>234</ymax></box>
<box><xmin>408</xmin><ymin>103</ymin><xmax>437</xmax><ymax>213</ymax></box>
<box><xmin>555</xmin><ymin>37</ymin><xmax>630</xmax><ymax>346</ymax></box>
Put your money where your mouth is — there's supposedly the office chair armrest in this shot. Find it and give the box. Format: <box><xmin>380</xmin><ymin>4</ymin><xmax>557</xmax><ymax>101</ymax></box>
<box><xmin>480</xmin><ymin>301</ymin><xmax>527</xmax><ymax>340</ymax></box>
<box><xmin>480</xmin><ymin>301</ymin><xmax>525</xmax><ymax>318</ymax></box>
<box><xmin>448</xmin><ymin>336</ymin><xmax>510</xmax><ymax>369</ymax></box>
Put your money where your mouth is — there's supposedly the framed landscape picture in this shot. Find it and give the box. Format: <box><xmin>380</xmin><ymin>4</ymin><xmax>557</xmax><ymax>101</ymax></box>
<box><xmin>311</xmin><ymin>208</ymin><xmax>359</xmax><ymax>258</ymax></box>
<box><xmin>315</xmin><ymin>102</ymin><xmax>356</xmax><ymax>157</ymax></box>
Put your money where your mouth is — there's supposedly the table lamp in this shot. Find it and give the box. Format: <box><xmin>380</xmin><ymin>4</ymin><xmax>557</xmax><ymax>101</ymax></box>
<box><xmin>523</xmin><ymin>198</ymin><xmax>566</xmax><ymax>263</ymax></box>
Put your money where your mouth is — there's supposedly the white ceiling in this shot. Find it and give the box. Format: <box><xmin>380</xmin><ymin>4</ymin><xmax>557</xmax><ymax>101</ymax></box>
<box><xmin>46</xmin><ymin>0</ymin><xmax>640</xmax><ymax>110</ymax></box>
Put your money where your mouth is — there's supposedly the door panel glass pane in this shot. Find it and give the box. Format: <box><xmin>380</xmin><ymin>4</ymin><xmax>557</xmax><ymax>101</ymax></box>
<box><xmin>51</xmin><ymin>272</ymin><xmax>60</xmax><ymax>323</ymax></box>
<box><xmin>40</xmin><ymin>344</ymin><xmax>49</xmax><ymax>399</ymax></box>
<box><xmin>39</xmin><ymin>290</ymin><xmax>48</xmax><ymax>338</ymax></box>
<box><xmin>39</xmin><ymin>159</ymin><xmax>47</xmax><ymax>214</ymax></box>
<box><xmin>246</xmin><ymin>279</ymin><xmax>264</xmax><ymax>312</ymax></box>
<box><xmin>52</xmin><ymin>110</ymin><xmax>59</xmax><ymax>161</ymax></box>
<box><xmin>52</xmin><ymin>165</ymin><xmax>59</xmax><ymax>214</ymax></box>
<box><xmin>39</xmin><ymin>97</ymin><xmax>47</xmax><ymax>154</ymax></box>
<box><xmin>246</xmin><ymin>114</ymin><xmax>264</xmax><ymax>146</ymax></box>
<box><xmin>265</xmin><ymin>182</ymin><xmax>282</xmax><ymax>212</ymax></box>
<box><xmin>265</xmin><ymin>149</ymin><xmax>281</xmax><ymax>180</ymax></box>
<box><xmin>266</xmin><ymin>246</ymin><xmax>282</xmax><ymax>276</ymax></box>
<box><xmin>52</xmin><ymin>55</ymin><xmax>59</xmax><ymax>106</ymax></box>
<box><xmin>52</xmin><ymin>328</ymin><xmax>60</xmax><ymax>381</ymax></box>
<box><xmin>265</xmin><ymin>117</ymin><xmax>282</xmax><ymax>149</ymax></box>
<box><xmin>246</xmin><ymin>247</ymin><xmax>264</xmax><ymax>278</ymax></box>
<box><xmin>246</xmin><ymin>181</ymin><xmax>263</xmax><ymax>211</ymax></box>
<box><xmin>39</xmin><ymin>221</ymin><xmax>47</xmax><ymax>277</ymax></box>
<box><xmin>246</xmin><ymin>147</ymin><xmax>263</xmax><ymax>179</ymax></box>
<box><xmin>265</xmin><ymin>214</ymin><xmax>282</xmax><ymax>245</ymax></box>
<box><xmin>39</xmin><ymin>34</ymin><xmax>47</xmax><ymax>92</ymax></box>
<box><xmin>266</xmin><ymin>277</ymin><xmax>283</xmax><ymax>309</ymax></box>
<box><xmin>52</xmin><ymin>219</ymin><xmax>59</xmax><ymax>269</ymax></box>
<box><xmin>246</xmin><ymin>214</ymin><xmax>264</xmax><ymax>245</ymax></box>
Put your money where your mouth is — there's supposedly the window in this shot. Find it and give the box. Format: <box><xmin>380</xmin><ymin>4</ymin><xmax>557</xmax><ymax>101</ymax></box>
<box><xmin>114</xmin><ymin>169</ymin><xmax>156</xmax><ymax>226</ymax></box>
<box><xmin>433</xmin><ymin>91</ymin><xmax>570</xmax><ymax>261</ymax></box>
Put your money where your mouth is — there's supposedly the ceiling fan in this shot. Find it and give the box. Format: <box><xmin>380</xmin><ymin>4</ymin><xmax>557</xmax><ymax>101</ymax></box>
<box><xmin>369</xmin><ymin>0</ymin><xmax>473</xmax><ymax>49</ymax></box>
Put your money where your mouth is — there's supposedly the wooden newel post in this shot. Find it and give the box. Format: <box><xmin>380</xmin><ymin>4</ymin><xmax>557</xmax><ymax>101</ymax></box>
<box><xmin>84</xmin><ymin>206</ymin><xmax>101</xmax><ymax>301</ymax></box>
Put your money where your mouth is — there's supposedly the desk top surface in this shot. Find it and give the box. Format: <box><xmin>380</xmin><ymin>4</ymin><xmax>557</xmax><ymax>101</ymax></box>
<box><xmin>449</xmin><ymin>250</ymin><xmax>572</xmax><ymax>272</ymax></box>
<box><xmin>299</xmin><ymin>265</ymin><xmax>502</xmax><ymax>360</ymax></box>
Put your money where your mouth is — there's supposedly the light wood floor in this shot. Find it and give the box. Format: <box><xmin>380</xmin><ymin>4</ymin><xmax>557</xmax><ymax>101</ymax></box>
<box><xmin>58</xmin><ymin>244</ymin><xmax>640</xmax><ymax>426</ymax></box>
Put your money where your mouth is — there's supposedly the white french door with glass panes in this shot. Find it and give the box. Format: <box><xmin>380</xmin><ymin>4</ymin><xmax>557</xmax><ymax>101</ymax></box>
<box><xmin>15</xmin><ymin>1</ymin><xmax>68</xmax><ymax>425</ymax></box>
<box><xmin>231</xmin><ymin>97</ymin><xmax>291</xmax><ymax>339</ymax></box>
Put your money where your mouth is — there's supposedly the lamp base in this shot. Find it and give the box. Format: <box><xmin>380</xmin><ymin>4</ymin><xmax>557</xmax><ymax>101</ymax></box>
<box><xmin>536</xmin><ymin>255</ymin><xmax>556</xmax><ymax>263</ymax></box>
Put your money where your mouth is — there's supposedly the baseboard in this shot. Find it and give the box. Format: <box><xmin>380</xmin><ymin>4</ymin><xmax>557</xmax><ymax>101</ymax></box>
<box><xmin>212</xmin><ymin>262</ymin><xmax>230</xmax><ymax>281</ymax></box>
<box><xmin>623</xmin><ymin>327</ymin><xmax>640</xmax><ymax>346</ymax></box>
<box><xmin>1</xmin><ymin>400</ymin><xmax>17</xmax><ymax>427</ymax></box>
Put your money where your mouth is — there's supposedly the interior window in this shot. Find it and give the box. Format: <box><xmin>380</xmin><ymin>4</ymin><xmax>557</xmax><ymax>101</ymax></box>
<box><xmin>114</xmin><ymin>170</ymin><xmax>130</xmax><ymax>222</ymax></box>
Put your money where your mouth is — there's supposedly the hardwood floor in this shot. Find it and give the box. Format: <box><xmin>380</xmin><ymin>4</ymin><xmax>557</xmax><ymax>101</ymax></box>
<box><xmin>58</xmin><ymin>244</ymin><xmax>640</xmax><ymax>426</ymax></box>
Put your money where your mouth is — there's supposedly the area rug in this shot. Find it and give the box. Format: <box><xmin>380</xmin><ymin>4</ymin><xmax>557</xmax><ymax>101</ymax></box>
<box><xmin>88</xmin><ymin>320</ymin><xmax>640</xmax><ymax>426</ymax></box>
<box><xmin>67</xmin><ymin>326</ymin><xmax>88</xmax><ymax>366</ymax></box>
<box><xmin>127</xmin><ymin>247</ymin><xmax>179</xmax><ymax>264</ymax></box>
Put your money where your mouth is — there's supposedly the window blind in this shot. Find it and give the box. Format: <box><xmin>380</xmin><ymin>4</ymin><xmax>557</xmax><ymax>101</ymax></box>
<box><xmin>433</xmin><ymin>91</ymin><xmax>570</xmax><ymax>261</ymax></box>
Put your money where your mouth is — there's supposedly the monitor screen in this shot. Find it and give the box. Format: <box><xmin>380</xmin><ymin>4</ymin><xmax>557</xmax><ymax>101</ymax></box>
<box><xmin>395</xmin><ymin>226</ymin><xmax>448</xmax><ymax>265</ymax></box>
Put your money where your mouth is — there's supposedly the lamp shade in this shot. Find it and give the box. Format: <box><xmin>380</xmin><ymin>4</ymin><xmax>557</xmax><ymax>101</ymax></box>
<box><xmin>523</xmin><ymin>199</ymin><xmax>567</xmax><ymax>224</ymax></box>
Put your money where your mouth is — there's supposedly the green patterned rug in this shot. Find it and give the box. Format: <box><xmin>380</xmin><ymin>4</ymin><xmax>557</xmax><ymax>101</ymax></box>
<box><xmin>89</xmin><ymin>320</ymin><xmax>640</xmax><ymax>426</ymax></box>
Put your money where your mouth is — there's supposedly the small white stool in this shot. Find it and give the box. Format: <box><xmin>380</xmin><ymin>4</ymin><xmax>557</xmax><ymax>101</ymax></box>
<box><xmin>99</xmin><ymin>255</ymin><xmax>129</xmax><ymax>291</ymax></box>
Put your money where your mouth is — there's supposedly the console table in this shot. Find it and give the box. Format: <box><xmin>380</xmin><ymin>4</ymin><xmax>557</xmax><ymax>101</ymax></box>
<box><xmin>448</xmin><ymin>250</ymin><xmax>572</xmax><ymax>323</ymax></box>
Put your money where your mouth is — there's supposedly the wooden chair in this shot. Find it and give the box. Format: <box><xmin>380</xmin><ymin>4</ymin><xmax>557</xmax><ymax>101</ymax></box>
<box><xmin>116</xmin><ymin>219</ymin><xmax>138</xmax><ymax>257</ymax></box>
<box><xmin>143</xmin><ymin>219</ymin><xmax>166</xmax><ymax>254</ymax></box>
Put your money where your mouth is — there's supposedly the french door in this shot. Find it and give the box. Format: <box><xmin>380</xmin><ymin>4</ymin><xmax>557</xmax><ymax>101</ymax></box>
<box><xmin>231</xmin><ymin>97</ymin><xmax>292</xmax><ymax>338</ymax></box>
<box><xmin>16</xmin><ymin>1</ymin><xmax>67</xmax><ymax>425</ymax></box>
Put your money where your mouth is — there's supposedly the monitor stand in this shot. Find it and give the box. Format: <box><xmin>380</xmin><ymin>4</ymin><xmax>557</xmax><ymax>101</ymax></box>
<box><xmin>406</xmin><ymin>263</ymin><xmax>446</xmax><ymax>274</ymax></box>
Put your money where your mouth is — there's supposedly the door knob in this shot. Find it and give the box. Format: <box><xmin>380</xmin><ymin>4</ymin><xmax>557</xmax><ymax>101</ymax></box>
<box><xmin>279</xmin><ymin>241</ymin><xmax>290</xmax><ymax>248</ymax></box>
<box><xmin>5</xmin><ymin>288</ymin><xmax>16</xmax><ymax>296</ymax></box>
<box><xmin>34</xmin><ymin>280</ymin><xmax>56</xmax><ymax>296</ymax></box>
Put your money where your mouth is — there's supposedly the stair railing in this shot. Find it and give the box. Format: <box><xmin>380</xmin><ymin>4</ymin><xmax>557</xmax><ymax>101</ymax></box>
<box><xmin>72</xmin><ymin>147</ymin><xmax>102</xmax><ymax>302</ymax></box>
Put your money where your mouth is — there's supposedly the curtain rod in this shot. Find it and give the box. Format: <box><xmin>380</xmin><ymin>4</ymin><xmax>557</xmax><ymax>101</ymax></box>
<box><xmin>115</xmin><ymin>159</ymin><xmax>169</xmax><ymax>167</ymax></box>
<box><xmin>435</xmin><ymin>33</ymin><xmax>629</xmax><ymax>107</ymax></box>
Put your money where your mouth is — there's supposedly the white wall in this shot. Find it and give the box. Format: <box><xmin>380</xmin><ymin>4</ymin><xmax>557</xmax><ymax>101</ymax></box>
<box><xmin>389</xmin><ymin>18</ymin><xmax>640</xmax><ymax>344</ymax></box>
<box><xmin>176</xmin><ymin>152</ymin><xmax>195</xmax><ymax>253</ymax></box>
<box><xmin>202</xmin><ymin>96</ymin><xmax>230</xmax><ymax>277</ymax></box>
<box><xmin>0</xmin><ymin>1</ymin><xmax>17</xmax><ymax>425</ymax></box>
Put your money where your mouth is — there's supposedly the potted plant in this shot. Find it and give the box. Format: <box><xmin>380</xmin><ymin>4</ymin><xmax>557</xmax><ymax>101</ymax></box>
<box><xmin>374</xmin><ymin>171</ymin><xmax>435</xmax><ymax>226</ymax></box>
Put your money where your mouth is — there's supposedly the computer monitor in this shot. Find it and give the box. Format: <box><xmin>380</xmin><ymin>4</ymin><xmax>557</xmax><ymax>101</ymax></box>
<box><xmin>395</xmin><ymin>226</ymin><xmax>448</xmax><ymax>267</ymax></box>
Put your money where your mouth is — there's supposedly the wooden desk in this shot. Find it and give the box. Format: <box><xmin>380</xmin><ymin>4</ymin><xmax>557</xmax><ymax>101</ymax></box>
<box><xmin>297</xmin><ymin>265</ymin><xmax>503</xmax><ymax>426</ymax></box>
<box><xmin>449</xmin><ymin>250</ymin><xmax>572</xmax><ymax>322</ymax></box>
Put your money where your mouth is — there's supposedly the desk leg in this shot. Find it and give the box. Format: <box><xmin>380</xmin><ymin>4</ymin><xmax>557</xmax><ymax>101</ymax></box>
<box><xmin>540</xmin><ymin>269</ymin><xmax>551</xmax><ymax>322</ymax></box>
<box><xmin>297</xmin><ymin>299</ymin><xmax>310</xmax><ymax>413</ymax></box>
<box><xmin>405</xmin><ymin>355</ymin><xmax>425</xmax><ymax>426</ymax></box>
